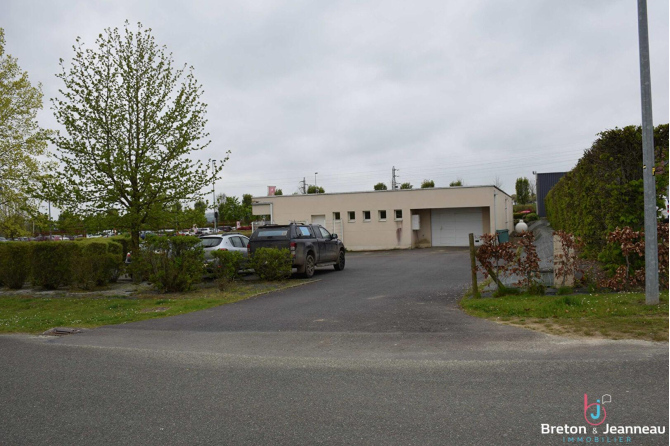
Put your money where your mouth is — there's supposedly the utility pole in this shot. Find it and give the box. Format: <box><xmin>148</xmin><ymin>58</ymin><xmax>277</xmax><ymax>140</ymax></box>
<box><xmin>636</xmin><ymin>0</ymin><xmax>659</xmax><ymax>304</ymax></box>
<box><xmin>392</xmin><ymin>166</ymin><xmax>399</xmax><ymax>190</ymax></box>
<box><xmin>315</xmin><ymin>172</ymin><xmax>318</xmax><ymax>194</ymax></box>
<box><xmin>212</xmin><ymin>160</ymin><xmax>217</xmax><ymax>232</ymax></box>
<box><xmin>301</xmin><ymin>177</ymin><xmax>307</xmax><ymax>194</ymax></box>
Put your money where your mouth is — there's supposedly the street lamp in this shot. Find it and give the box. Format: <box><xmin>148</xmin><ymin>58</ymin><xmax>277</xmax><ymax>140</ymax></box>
<box><xmin>315</xmin><ymin>172</ymin><xmax>318</xmax><ymax>194</ymax></box>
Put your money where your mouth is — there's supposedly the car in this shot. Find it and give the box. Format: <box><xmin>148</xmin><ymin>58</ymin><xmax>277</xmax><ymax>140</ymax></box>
<box><xmin>247</xmin><ymin>223</ymin><xmax>345</xmax><ymax>278</ymax></box>
<box><xmin>199</xmin><ymin>233</ymin><xmax>250</xmax><ymax>262</ymax></box>
<box><xmin>0</xmin><ymin>237</ymin><xmax>7</xmax><ymax>242</ymax></box>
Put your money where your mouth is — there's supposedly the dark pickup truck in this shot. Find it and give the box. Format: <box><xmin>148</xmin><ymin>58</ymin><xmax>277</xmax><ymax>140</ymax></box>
<box><xmin>247</xmin><ymin>223</ymin><xmax>345</xmax><ymax>278</ymax></box>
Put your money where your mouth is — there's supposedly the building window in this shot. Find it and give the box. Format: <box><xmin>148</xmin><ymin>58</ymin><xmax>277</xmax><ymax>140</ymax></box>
<box><xmin>333</xmin><ymin>212</ymin><xmax>341</xmax><ymax>221</ymax></box>
<box><xmin>363</xmin><ymin>210</ymin><xmax>371</xmax><ymax>221</ymax></box>
<box><xmin>378</xmin><ymin>210</ymin><xmax>387</xmax><ymax>221</ymax></box>
<box><xmin>394</xmin><ymin>209</ymin><xmax>403</xmax><ymax>220</ymax></box>
<box><xmin>348</xmin><ymin>211</ymin><xmax>356</xmax><ymax>222</ymax></box>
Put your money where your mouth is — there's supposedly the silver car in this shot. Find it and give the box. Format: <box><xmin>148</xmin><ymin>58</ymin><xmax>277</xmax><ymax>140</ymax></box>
<box><xmin>200</xmin><ymin>234</ymin><xmax>250</xmax><ymax>262</ymax></box>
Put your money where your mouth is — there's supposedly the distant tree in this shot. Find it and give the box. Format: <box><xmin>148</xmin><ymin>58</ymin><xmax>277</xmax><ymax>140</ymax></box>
<box><xmin>374</xmin><ymin>182</ymin><xmax>388</xmax><ymax>191</ymax></box>
<box><xmin>0</xmin><ymin>28</ymin><xmax>50</xmax><ymax>220</ymax></box>
<box><xmin>194</xmin><ymin>200</ymin><xmax>208</xmax><ymax>213</ymax></box>
<box><xmin>529</xmin><ymin>178</ymin><xmax>537</xmax><ymax>202</ymax></box>
<box><xmin>219</xmin><ymin>196</ymin><xmax>243</xmax><ymax>222</ymax></box>
<box><xmin>449</xmin><ymin>179</ymin><xmax>463</xmax><ymax>187</ymax></box>
<box><xmin>515</xmin><ymin>177</ymin><xmax>531</xmax><ymax>204</ymax></box>
<box><xmin>274</xmin><ymin>189</ymin><xmax>283</xmax><ymax>196</ymax></box>
<box><xmin>421</xmin><ymin>179</ymin><xmax>435</xmax><ymax>188</ymax></box>
<box><xmin>50</xmin><ymin>22</ymin><xmax>227</xmax><ymax>253</ymax></box>
<box><xmin>57</xmin><ymin>210</ymin><xmax>85</xmax><ymax>235</ymax></box>
<box><xmin>400</xmin><ymin>182</ymin><xmax>413</xmax><ymax>189</ymax></box>
<box><xmin>307</xmin><ymin>185</ymin><xmax>325</xmax><ymax>194</ymax></box>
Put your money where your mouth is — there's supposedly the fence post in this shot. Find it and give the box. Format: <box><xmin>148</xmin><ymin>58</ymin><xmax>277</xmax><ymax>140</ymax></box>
<box><xmin>469</xmin><ymin>233</ymin><xmax>480</xmax><ymax>298</ymax></box>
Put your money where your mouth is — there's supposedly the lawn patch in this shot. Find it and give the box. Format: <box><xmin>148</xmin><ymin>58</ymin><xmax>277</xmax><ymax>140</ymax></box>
<box><xmin>460</xmin><ymin>291</ymin><xmax>669</xmax><ymax>342</ymax></box>
<box><xmin>0</xmin><ymin>280</ymin><xmax>312</xmax><ymax>334</ymax></box>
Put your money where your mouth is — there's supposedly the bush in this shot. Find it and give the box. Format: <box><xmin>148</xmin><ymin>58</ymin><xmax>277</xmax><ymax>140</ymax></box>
<box><xmin>545</xmin><ymin>124</ymin><xmax>668</xmax><ymax>255</ymax></box>
<box><xmin>140</xmin><ymin>235</ymin><xmax>204</xmax><ymax>292</ymax></box>
<box><xmin>0</xmin><ymin>242</ymin><xmax>33</xmax><ymax>289</ymax></box>
<box><xmin>524</xmin><ymin>213</ymin><xmax>539</xmax><ymax>222</ymax></box>
<box><xmin>71</xmin><ymin>242</ymin><xmax>121</xmax><ymax>289</ymax></box>
<box><xmin>31</xmin><ymin>242</ymin><xmax>79</xmax><ymax>289</ymax></box>
<box><xmin>513</xmin><ymin>212</ymin><xmax>524</xmax><ymax>220</ymax></box>
<box><xmin>210</xmin><ymin>250</ymin><xmax>245</xmax><ymax>289</ymax></box>
<box><xmin>251</xmin><ymin>248</ymin><xmax>292</xmax><ymax>281</ymax></box>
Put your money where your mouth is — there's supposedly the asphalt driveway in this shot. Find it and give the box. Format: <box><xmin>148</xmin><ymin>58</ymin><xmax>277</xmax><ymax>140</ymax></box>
<box><xmin>1</xmin><ymin>248</ymin><xmax>667</xmax><ymax>445</ymax></box>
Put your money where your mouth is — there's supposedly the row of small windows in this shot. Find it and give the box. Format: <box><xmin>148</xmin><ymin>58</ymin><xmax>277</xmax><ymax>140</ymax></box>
<box><xmin>333</xmin><ymin>210</ymin><xmax>402</xmax><ymax>222</ymax></box>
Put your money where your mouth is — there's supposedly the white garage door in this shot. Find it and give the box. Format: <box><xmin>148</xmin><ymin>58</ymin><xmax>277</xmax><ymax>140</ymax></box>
<box><xmin>431</xmin><ymin>208</ymin><xmax>483</xmax><ymax>247</ymax></box>
<box><xmin>311</xmin><ymin>215</ymin><xmax>326</xmax><ymax>225</ymax></box>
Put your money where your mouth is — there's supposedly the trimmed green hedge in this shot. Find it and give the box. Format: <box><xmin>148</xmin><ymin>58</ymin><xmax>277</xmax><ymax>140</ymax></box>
<box><xmin>0</xmin><ymin>241</ymin><xmax>124</xmax><ymax>290</ymax></box>
<box><xmin>31</xmin><ymin>242</ymin><xmax>79</xmax><ymax>289</ymax></box>
<box><xmin>545</xmin><ymin>124</ymin><xmax>669</xmax><ymax>255</ymax></box>
<box><xmin>0</xmin><ymin>242</ymin><xmax>33</xmax><ymax>289</ymax></box>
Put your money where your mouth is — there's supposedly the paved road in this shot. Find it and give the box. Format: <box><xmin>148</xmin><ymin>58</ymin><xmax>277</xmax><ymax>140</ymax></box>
<box><xmin>1</xmin><ymin>248</ymin><xmax>667</xmax><ymax>445</ymax></box>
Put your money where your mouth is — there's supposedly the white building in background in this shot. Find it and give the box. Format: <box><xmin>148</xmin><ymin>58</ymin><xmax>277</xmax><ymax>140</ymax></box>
<box><xmin>252</xmin><ymin>186</ymin><xmax>513</xmax><ymax>251</ymax></box>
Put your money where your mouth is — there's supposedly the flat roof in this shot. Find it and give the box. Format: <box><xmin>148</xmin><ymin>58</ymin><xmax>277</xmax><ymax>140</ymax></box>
<box><xmin>253</xmin><ymin>185</ymin><xmax>510</xmax><ymax>201</ymax></box>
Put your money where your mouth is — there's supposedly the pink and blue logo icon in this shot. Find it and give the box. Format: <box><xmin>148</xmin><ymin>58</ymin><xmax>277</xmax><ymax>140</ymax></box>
<box><xmin>583</xmin><ymin>394</ymin><xmax>611</xmax><ymax>426</ymax></box>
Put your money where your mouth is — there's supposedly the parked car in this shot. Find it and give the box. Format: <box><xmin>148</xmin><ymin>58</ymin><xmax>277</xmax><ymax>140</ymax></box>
<box><xmin>247</xmin><ymin>223</ymin><xmax>345</xmax><ymax>278</ymax></box>
<box><xmin>199</xmin><ymin>233</ymin><xmax>249</xmax><ymax>262</ymax></box>
<box><xmin>0</xmin><ymin>237</ymin><xmax>7</xmax><ymax>242</ymax></box>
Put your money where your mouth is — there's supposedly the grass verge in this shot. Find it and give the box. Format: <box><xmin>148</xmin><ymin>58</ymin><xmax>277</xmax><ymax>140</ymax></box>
<box><xmin>460</xmin><ymin>291</ymin><xmax>669</xmax><ymax>342</ymax></box>
<box><xmin>0</xmin><ymin>280</ymin><xmax>307</xmax><ymax>334</ymax></box>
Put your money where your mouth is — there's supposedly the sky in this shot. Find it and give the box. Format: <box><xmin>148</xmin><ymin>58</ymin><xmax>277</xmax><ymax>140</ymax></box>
<box><xmin>4</xmin><ymin>0</ymin><xmax>669</xmax><ymax>204</ymax></box>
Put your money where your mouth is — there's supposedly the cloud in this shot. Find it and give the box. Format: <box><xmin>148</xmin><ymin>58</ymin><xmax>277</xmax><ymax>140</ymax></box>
<box><xmin>4</xmin><ymin>0</ymin><xmax>668</xmax><ymax>200</ymax></box>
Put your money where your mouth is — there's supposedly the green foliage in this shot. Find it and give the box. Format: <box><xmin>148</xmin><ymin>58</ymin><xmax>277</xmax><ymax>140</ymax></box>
<box><xmin>210</xmin><ymin>250</ymin><xmax>244</xmax><ymax>288</ymax></box>
<box><xmin>527</xmin><ymin>281</ymin><xmax>546</xmax><ymax>296</ymax></box>
<box><xmin>0</xmin><ymin>28</ymin><xmax>51</xmax><ymax>216</ymax></box>
<box><xmin>557</xmin><ymin>286</ymin><xmax>573</xmax><ymax>295</ymax></box>
<box><xmin>140</xmin><ymin>235</ymin><xmax>204</xmax><ymax>292</ymax></box>
<box><xmin>524</xmin><ymin>213</ymin><xmax>539</xmax><ymax>222</ymax></box>
<box><xmin>400</xmin><ymin>182</ymin><xmax>413</xmax><ymax>189</ymax></box>
<box><xmin>50</xmin><ymin>21</ymin><xmax>228</xmax><ymax>256</ymax></box>
<box><xmin>515</xmin><ymin>177</ymin><xmax>531</xmax><ymax>204</ymax></box>
<box><xmin>420</xmin><ymin>179</ymin><xmax>435</xmax><ymax>188</ymax></box>
<box><xmin>307</xmin><ymin>185</ymin><xmax>325</xmax><ymax>194</ymax></box>
<box><xmin>71</xmin><ymin>242</ymin><xmax>121</xmax><ymax>290</ymax></box>
<box><xmin>449</xmin><ymin>179</ymin><xmax>463</xmax><ymax>187</ymax></box>
<box><xmin>31</xmin><ymin>242</ymin><xmax>78</xmax><ymax>289</ymax></box>
<box><xmin>274</xmin><ymin>189</ymin><xmax>283</xmax><ymax>196</ymax></box>
<box><xmin>374</xmin><ymin>182</ymin><xmax>388</xmax><ymax>190</ymax></box>
<box><xmin>513</xmin><ymin>212</ymin><xmax>524</xmax><ymax>220</ymax></box>
<box><xmin>251</xmin><ymin>248</ymin><xmax>292</xmax><ymax>281</ymax></box>
<box><xmin>0</xmin><ymin>242</ymin><xmax>33</xmax><ymax>289</ymax></box>
<box><xmin>545</xmin><ymin>125</ymin><xmax>669</xmax><ymax>255</ymax></box>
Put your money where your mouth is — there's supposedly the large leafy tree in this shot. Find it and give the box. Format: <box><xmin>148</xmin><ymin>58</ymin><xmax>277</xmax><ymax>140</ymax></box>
<box><xmin>400</xmin><ymin>182</ymin><xmax>413</xmax><ymax>189</ymax></box>
<box><xmin>51</xmin><ymin>22</ymin><xmax>226</xmax><ymax>251</ymax></box>
<box><xmin>374</xmin><ymin>182</ymin><xmax>388</xmax><ymax>190</ymax></box>
<box><xmin>0</xmin><ymin>28</ymin><xmax>50</xmax><ymax>230</ymax></box>
<box><xmin>421</xmin><ymin>179</ymin><xmax>435</xmax><ymax>188</ymax></box>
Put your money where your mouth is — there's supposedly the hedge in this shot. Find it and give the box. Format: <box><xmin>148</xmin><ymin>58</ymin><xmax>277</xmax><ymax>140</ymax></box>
<box><xmin>545</xmin><ymin>124</ymin><xmax>669</xmax><ymax>255</ymax></box>
<box><xmin>0</xmin><ymin>241</ymin><xmax>124</xmax><ymax>290</ymax></box>
<box><xmin>0</xmin><ymin>242</ymin><xmax>33</xmax><ymax>289</ymax></box>
<box><xmin>31</xmin><ymin>242</ymin><xmax>79</xmax><ymax>289</ymax></box>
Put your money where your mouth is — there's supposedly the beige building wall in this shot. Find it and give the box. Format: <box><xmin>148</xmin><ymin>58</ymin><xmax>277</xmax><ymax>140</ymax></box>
<box><xmin>252</xmin><ymin>186</ymin><xmax>513</xmax><ymax>251</ymax></box>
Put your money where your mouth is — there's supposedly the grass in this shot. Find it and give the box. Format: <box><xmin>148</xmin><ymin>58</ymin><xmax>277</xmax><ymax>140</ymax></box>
<box><xmin>0</xmin><ymin>280</ymin><xmax>306</xmax><ymax>334</ymax></box>
<box><xmin>460</xmin><ymin>291</ymin><xmax>669</xmax><ymax>342</ymax></box>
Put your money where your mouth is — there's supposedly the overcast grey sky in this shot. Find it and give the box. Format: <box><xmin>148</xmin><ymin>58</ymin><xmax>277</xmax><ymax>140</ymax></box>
<box><xmin>4</xmin><ymin>0</ymin><xmax>669</xmax><ymax>201</ymax></box>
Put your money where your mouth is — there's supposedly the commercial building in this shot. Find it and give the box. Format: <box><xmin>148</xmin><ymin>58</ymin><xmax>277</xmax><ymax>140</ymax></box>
<box><xmin>252</xmin><ymin>186</ymin><xmax>514</xmax><ymax>251</ymax></box>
